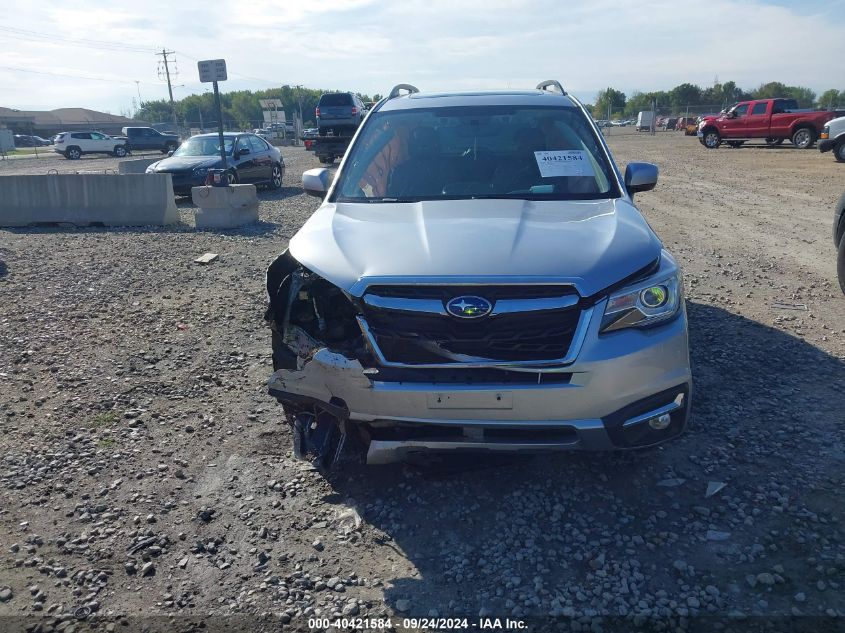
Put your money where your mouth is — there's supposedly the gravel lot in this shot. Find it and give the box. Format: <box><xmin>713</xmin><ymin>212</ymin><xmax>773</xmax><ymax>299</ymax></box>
<box><xmin>1</xmin><ymin>135</ymin><xmax>844</xmax><ymax>632</ymax></box>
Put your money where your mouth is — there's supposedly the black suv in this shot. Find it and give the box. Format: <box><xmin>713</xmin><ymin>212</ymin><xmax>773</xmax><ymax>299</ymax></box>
<box><xmin>118</xmin><ymin>127</ymin><xmax>180</xmax><ymax>153</ymax></box>
<box><xmin>316</xmin><ymin>92</ymin><xmax>365</xmax><ymax>136</ymax></box>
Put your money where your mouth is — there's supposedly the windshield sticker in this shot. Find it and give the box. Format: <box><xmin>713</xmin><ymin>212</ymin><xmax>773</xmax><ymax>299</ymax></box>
<box><xmin>534</xmin><ymin>150</ymin><xmax>595</xmax><ymax>178</ymax></box>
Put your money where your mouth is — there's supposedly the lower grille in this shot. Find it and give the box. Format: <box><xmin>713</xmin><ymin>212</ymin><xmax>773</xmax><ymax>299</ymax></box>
<box><xmin>361</xmin><ymin>285</ymin><xmax>583</xmax><ymax>365</ymax></box>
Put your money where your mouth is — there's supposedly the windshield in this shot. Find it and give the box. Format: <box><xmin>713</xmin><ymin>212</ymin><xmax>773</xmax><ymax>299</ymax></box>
<box><xmin>173</xmin><ymin>136</ymin><xmax>234</xmax><ymax>157</ymax></box>
<box><xmin>333</xmin><ymin>105</ymin><xmax>619</xmax><ymax>202</ymax></box>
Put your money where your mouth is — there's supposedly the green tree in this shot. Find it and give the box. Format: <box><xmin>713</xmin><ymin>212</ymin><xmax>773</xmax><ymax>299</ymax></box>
<box><xmin>817</xmin><ymin>89</ymin><xmax>842</xmax><ymax>109</ymax></box>
<box><xmin>593</xmin><ymin>87</ymin><xmax>626</xmax><ymax>119</ymax></box>
<box><xmin>668</xmin><ymin>83</ymin><xmax>702</xmax><ymax>109</ymax></box>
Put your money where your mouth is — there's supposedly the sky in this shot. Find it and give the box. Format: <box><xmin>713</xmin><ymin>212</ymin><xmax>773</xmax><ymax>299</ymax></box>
<box><xmin>2</xmin><ymin>0</ymin><xmax>844</xmax><ymax>114</ymax></box>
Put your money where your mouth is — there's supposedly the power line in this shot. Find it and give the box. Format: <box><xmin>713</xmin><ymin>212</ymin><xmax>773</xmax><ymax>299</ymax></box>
<box><xmin>0</xmin><ymin>65</ymin><xmax>167</xmax><ymax>86</ymax></box>
<box><xmin>0</xmin><ymin>25</ymin><xmax>157</xmax><ymax>53</ymax></box>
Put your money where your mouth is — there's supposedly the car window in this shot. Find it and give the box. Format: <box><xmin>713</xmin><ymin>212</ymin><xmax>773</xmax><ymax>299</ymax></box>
<box><xmin>732</xmin><ymin>104</ymin><xmax>749</xmax><ymax>117</ymax></box>
<box><xmin>173</xmin><ymin>136</ymin><xmax>234</xmax><ymax>156</ymax></box>
<box><xmin>751</xmin><ymin>103</ymin><xmax>767</xmax><ymax>115</ymax></box>
<box><xmin>235</xmin><ymin>137</ymin><xmax>251</xmax><ymax>154</ymax></box>
<box><xmin>249</xmin><ymin>135</ymin><xmax>269</xmax><ymax>152</ymax></box>
<box><xmin>334</xmin><ymin>104</ymin><xmax>618</xmax><ymax>202</ymax></box>
<box><xmin>143</xmin><ymin>129</ymin><xmax>156</xmax><ymax>137</ymax></box>
<box><xmin>320</xmin><ymin>93</ymin><xmax>353</xmax><ymax>107</ymax></box>
<box><xmin>71</xmin><ymin>133</ymin><xmax>92</xmax><ymax>140</ymax></box>
<box><xmin>91</xmin><ymin>132</ymin><xmax>107</xmax><ymax>140</ymax></box>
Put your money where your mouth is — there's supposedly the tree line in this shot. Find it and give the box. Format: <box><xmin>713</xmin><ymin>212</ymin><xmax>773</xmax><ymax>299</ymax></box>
<box><xmin>135</xmin><ymin>85</ymin><xmax>383</xmax><ymax>129</ymax></box>
<box><xmin>590</xmin><ymin>81</ymin><xmax>845</xmax><ymax>119</ymax></box>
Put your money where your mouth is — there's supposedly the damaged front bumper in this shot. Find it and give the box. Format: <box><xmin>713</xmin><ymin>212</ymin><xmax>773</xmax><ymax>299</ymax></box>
<box><xmin>268</xmin><ymin>299</ymin><xmax>692</xmax><ymax>465</ymax></box>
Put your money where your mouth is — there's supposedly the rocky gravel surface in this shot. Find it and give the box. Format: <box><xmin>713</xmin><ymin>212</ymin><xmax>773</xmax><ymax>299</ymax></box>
<box><xmin>1</xmin><ymin>138</ymin><xmax>844</xmax><ymax>632</ymax></box>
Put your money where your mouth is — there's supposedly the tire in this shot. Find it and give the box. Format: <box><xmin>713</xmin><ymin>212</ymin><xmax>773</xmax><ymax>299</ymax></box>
<box><xmin>727</xmin><ymin>141</ymin><xmax>745</xmax><ymax>148</ymax></box>
<box><xmin>791</xmin><ymin>127</ymin><xmax>815</xmax><ymax>149</ymax></box>
<box><xmin>113</xmin><ymin>145</ymin><xmax>127</xmax><ymax>158</ymax></box>
<box><xmin>838</xmin><ymin>232</ymin><xmax>845</xmax><ymax>296</ymax></box>
<box><xmin>269</xmin><ymin>163</ymin><xmax>283</xmax><ymax>189</ymax></box>
<box><xmin>834</xmin><ymin>140</ymin><xmax>845</xmax><ymax>163</ymax></box>
<box><xmin>702</xmin><ymin>129</ymin><xmax>721</xmax><ymax>149</ymax></box>
<box><xmin>765</xmin><ymin>137</ymin><xmax>784</xmax><ymax>146</ymax></box>
<box><xmin>65</xmin><ymin>146</ymin><xmax>81</xmax><ymax>160</ymax></box>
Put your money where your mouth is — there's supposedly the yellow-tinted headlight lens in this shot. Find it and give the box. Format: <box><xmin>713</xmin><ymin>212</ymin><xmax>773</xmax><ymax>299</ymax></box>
<box><xmin>640</xmin><ymin>285</ymin><xmax>668</xmax><ymax>309</ymax></box>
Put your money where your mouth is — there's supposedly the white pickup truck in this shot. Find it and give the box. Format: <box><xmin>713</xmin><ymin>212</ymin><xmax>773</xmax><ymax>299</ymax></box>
<box><xmin>819</xmin><ymin>115</ymin><xmax>845</xmax><ymax>162</ymax></box>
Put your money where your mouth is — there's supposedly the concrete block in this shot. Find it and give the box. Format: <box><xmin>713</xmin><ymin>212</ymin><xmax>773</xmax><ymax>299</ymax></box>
<box><xmin>0</xmin><ymin>174</ymin><xmax>179</xmax><ymax>227</ymax></box>
<box><xmin>191</xmin><ymin>185</ymin><xmax>258</xmax><ymax>229</ymax></box>
<box><xmin>118</xmin><ymin>158</ymin><xmax>160</xmax><ymax>175</ymax></box>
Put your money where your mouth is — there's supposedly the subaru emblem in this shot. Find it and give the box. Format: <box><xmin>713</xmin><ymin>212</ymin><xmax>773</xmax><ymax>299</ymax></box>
<box><xmin>446</xmin><ymin>295</ymin><xmax>493</xmax><ymax>319</ymax></box>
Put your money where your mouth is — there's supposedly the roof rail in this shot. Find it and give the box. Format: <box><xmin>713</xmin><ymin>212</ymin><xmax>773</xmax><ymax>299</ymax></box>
<box><xmin>536</xmin><ymin>80</ymin><xmax>567</xmax><ymax>96</ymax></box>
<box><xmin>388</xmin><ymin>84</ymin><xmax>420</xmax><ymax>100</ymax></box>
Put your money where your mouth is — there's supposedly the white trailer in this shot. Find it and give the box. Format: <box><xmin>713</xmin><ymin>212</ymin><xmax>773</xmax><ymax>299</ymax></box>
<box><xmin>637</xmin><ymin>111</ymin><xmax>654</xmax><ymax>132</ymax></box>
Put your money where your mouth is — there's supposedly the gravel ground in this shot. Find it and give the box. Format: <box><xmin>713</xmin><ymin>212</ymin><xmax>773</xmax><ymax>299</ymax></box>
<box><xmin>1</xmin><ymin>137</ymin><xmax>844</xmax><ymax>632</ymax></box>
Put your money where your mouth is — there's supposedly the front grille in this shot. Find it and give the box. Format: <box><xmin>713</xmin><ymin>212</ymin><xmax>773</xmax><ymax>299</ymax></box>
<box><xmin>361</xmin><ymin>285</ymin><xmax>582</xmax><ymax>365</ymax></box>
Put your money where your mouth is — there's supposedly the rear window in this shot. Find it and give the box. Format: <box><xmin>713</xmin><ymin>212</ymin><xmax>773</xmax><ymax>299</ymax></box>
<box><xmin>319</xmin><ymin>93</ymin><xmax>353</xmax><ymax>107</ymax></box>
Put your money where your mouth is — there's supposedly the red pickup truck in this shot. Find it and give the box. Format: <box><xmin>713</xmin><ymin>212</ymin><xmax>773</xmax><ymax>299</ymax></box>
<box><xmin>698</xmin><ymin>98</ymin><xmax>838</xmax><ymax>149</ymax></box>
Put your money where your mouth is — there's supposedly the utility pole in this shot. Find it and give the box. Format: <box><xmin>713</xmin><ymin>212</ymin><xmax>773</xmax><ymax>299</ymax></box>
<box><xmin>156</xmin><ymin>49</ymin><xmax>179</xmax><ymax>133</ymax></box>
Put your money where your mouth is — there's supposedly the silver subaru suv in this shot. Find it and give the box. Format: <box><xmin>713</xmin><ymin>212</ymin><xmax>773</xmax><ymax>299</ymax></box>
<box><xmin>266</xmin><ymin>81</ymin><xmax>691</xmax><ymax>469</ymax></box>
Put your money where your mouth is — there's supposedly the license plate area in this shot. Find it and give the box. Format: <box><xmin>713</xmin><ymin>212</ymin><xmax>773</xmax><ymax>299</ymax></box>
<box><xmin>427</xmin><ymin>391</ymin><xmax>513</xmax><ymax>410</ymax></box>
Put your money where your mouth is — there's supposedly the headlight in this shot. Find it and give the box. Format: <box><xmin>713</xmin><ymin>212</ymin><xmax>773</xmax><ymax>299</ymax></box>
<box><xmin>821</xmin><ymin>126</ymin><xmax>829</xmax><ymax>139</ymax></box>
<box><xmin>193</xmin><ymin>167</ymin><xmax>209</xmax><ymax>176</ymax></box>
<box><xmin>601</xmin><ymin>271</ymin><xmax>682</xmax><ymax>333</ymax></box>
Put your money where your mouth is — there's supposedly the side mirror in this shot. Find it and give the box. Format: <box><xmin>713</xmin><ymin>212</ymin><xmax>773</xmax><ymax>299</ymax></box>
<box><xmin>624</xmin><ymin>162</ymin><xmax>658</xmax><ymax>196</ymax></box>
<box><xmin>302</xmin><ymin>168</ymin><xmax>331</xmax><ymax>199</ymax></box>
<box><xmin>167</xmin><ymin>150</ymin><xmax>175</xmax><ymax>157</ymax></box>
<box><xmin>237</xmin><ymin>148</ymin><xmax>250</xmax><ymax>157</ymax></box>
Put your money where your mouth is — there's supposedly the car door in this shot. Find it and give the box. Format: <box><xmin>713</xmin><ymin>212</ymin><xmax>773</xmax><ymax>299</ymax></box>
<box><xmin>89</xmin><ymin>132</ymin><xmax>112</xmax><ymax>153</ymax></box>
<box><xmin>720</xmin><ymin>103</ymin><xmax>749</xmax><ymax>138</ymax></box>
<box><xmin>745</xmin><ymin>101</ymin><xmax>770</xmax><ymax>137</ymax></box>
<box><xmin>69</xmin><ymin>132</ymin><xmax>93</xmax><ymax>152</ymax></box>
<box><xmin>233</xmin><ymin>136</ymin><xmax>259</xmax><ymax>182</ymax></box>
<box><xmin>248</xmin><ymin>135</ymin><xmax>274</xmax><ymax>181</ymax></box>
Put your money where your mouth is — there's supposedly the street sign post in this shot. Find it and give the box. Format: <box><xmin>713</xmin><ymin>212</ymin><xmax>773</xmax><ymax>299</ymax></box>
<box><xmin>198</xmin><ymin>59</ymin><xmax>228</xmax><ymax>169</ymax></box>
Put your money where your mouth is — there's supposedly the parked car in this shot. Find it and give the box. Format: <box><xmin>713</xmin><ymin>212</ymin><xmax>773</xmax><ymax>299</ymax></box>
<box><xmin>698</xmin><ymin>98</ymin><xmax>839</xmax><ymax>149</ymax></box>
<box><xmin>819</xmin><ymin>115</ymin><xmax>845</xmax><ymax>163</ymax></box>
<box><xmin>664</xmin><ymin>117</ymin><xmax>678</xmax><ymax>131</ymax></box>
<box><xmin>32</xmin><ymin>135</ymin><xmax>52</xmax><ymax>145</ymax></box>
<box><xmin>676</xmin><ymin>117</ymin><xmax>697</xmax><ymax>135</ymax></box>
<box><xmin>265</xmin><ymin>81</ymin><xmax>692</xmax><ymax>469</ymax></box>
<box><xmin>53</xmin><ymin>131</ymin><xmax>128</xmax><ymax>159</ymax></box>
<box><xmin>835</xmin><ymin>192</ymin><xmax>845</xmax><ymax>294</ymax></box>
<box><xmin>116</xmin><ymin>127</ymin><xmax>180</xmax><ymax>154</ymax></box>
<box><xmin>145</xmin><ymin>132</ymin><xmax>284</xmax><ymax>196</ymax></box>
<box><xmin>13</xmin><ymin>134</ymin><xmax>37</xmax><ymax>148</ymax></box>
<box><xmin>316</xmin><ymin>92</ymin><xmax>366</xmax><ymax>136</ymax></box>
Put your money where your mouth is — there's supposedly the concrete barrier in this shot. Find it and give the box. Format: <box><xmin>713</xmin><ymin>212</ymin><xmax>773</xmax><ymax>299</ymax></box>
<box><xmin>191</xmin><ymin>185</ymin><xmax>258</xmax><ymax>229</ymax></box>
<box><xmin>118</xmin><ymin>158</ymin><xmax>160</xmax><ymax>175</ymax></box>
<box><xmin>0</xmin><ymin>174</ymin><xmax>179</xmax><ymax>227</ymax></box>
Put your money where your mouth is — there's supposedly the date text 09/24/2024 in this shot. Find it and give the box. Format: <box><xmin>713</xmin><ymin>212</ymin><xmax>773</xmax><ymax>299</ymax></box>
<box><xmin>308</xmin><ymin>617</ymin><xmax>527</xmax><ymax>630</ymax></box>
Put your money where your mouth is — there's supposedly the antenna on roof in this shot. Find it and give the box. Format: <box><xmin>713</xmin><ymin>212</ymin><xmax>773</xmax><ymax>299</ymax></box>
<box><xmin>536</xmin><ymin>80</ymin><xmax>567</xmax><ymax>96</ymax></box>
<box><xmin>388</xmin><ymin>84</ymin><xmax>419</xmax><ymax>100</ymax></box>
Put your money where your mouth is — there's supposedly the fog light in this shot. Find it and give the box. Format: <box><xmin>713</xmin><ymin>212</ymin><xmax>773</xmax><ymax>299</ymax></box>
<box><xmin>649</xmin><ymin>413</ymin><xmax>672</xmax><ymax>430</ymax></box>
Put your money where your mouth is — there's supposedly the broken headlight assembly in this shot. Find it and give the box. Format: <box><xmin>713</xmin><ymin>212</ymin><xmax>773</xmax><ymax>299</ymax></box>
<box><xmin>600</xmin><ymin>270</ymin><xmax>682</xmax><ymax>333</ymax></box>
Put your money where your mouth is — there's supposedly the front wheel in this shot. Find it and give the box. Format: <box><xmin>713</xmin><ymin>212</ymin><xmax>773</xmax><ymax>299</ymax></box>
<box><xmin>702</xmin><ymin>130</ymin><xmax>721</xmax><ymax>149</ymax></box>
<box><xmin>113</xmin><ymin>145</ymin><xmax>127</xmax><ymax>158</ymax></box>
<box><xmin>791</xmin><ymin>127</ymin><xmax>815</xmax><ymax>149</ymax></box>
<box><xmin>834</xmin><ymin>140</ymin><xmax>845</xmax><ymax>163</ymax></box>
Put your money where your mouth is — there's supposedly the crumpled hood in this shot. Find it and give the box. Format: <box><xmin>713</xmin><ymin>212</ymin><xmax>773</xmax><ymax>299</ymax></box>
<box><xmin>149</xmin><ymin>156</ymin><xmax>222</xmax><ymax>172</ymax></box>
<box><xmin>289</xmin><ymin>198</ymin><xmax>662</xmax><ymax>298</ymax></box>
